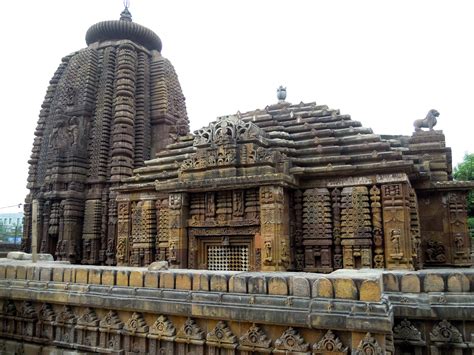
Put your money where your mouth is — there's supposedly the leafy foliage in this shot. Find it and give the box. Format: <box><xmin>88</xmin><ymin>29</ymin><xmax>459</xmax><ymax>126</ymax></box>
<box><xmin>454</xmin><ymin>153</ymin><xmax>474</xmax><ymax>236</ymax></box>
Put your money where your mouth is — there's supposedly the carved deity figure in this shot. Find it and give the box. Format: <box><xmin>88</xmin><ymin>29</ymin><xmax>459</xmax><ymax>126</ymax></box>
<box><xmin>454</xmin><ymin>234</ymin><xmax>464</xmax><ymax>252</ymax></box>
<box><xmin>169</xmin><ymin>240</ymin><xmax>177</xmax><ymax>261</ymax></box>
<box><xmin>390</xmin><ymin>229</ymin><xmax>402</xmax><ymax>256</ymax></box>
<box><xmin>264</xmin><ymin>240</ymin><xmax>272</xmax><ymax>263</ymax></box>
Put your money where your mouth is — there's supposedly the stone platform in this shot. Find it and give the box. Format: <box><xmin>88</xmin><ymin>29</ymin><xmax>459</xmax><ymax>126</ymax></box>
<box><xmin>0</xmin><ymin>258</ymin><xmax>473</xmax><ymax>354</ymax></box>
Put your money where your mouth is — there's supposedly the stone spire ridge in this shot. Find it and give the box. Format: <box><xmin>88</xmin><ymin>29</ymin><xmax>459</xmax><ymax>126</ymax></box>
<box><xmin>120</xmin><ymin>0</ymin><xmax>132</xmax><ymax>22</ymax></box>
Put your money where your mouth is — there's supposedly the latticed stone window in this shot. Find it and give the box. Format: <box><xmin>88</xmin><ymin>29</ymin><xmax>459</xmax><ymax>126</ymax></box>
<box><xmin>207</xmin><ymin>245</ymin><xmax>249</xmax><ymax>271</ymax></box>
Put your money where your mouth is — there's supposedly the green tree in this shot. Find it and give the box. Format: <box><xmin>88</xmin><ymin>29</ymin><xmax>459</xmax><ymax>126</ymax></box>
<box><xmin>453</xmin><ymin>153</ymin><xmax>474</xmax><ymax>235</ymax></box>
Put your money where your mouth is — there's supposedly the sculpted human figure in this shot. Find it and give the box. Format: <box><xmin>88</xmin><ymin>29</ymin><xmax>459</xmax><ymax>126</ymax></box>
<box><xmin>391</xmin><ymin>229</ymin><xmax>401</xmax><ymax>255</ymax></box>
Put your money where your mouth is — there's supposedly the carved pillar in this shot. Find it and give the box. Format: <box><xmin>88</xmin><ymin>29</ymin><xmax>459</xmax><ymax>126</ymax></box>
<box><xmin>59</xmin><ymin>199</ymin><xmax>84</xmax><ymax>263</ymax></box>
<box><xmin>81</xmin><ymin>199</ymin><xmax>102</xmax><ymax>264</ymax></box>
<box><xmin>293</xmin><ymin>190</ymin><xmax>304</xmax><ymax>271</ymax></box>
<box><xmin>106</xmin><ymin>193</ymin><xmax>117</xmax><ymax>265</ymax></box>
<box><xmin>156</xmin><ymin>198</ymin><xmax>170</xmax><ymax>262</ymax></box>
<box><xmin>21</xmin><ymin>202</ymin><xmax>32</xmax><ymax>253</ymax></box>
<box><xmin>116</xmin><ymin>200</ymin><xmax>130</xmax><ymax>266</ymax></box>
<box><xmin>168</xmin><ymin>193</ymin><xmax>189</xmax><ymax>268</ymax></box>
<box><xmin>409</xmin><ymin>188</ymin><xmax>422</xmax><ymax>269</ymax></box>
<box><xmin>302</xmin><ymin>188</ymin><xmax>333</xmax><ymax>272</ymax></box>
<box><xmin>370</xmin><ymin>186</ymin><xmax>384</xmax><ymax>268</ymax></box>
<box><xmin>130</xmin><ymin>200</ymin><xmax>156</xmax><ymax>267</ymax></box>
<box><xmin>381</xmin><ymin>183</ymin><xmax>414</xmax><ymax>270</ymax></box>
<box><xmin>447</xmin><ymin>191</ymin><xmax>471</xmax><ymax>265</ymax></box>
<box><xmin>331</xmin><ymin>188</ymin><xmax>343</xmax><ymax>270</ymax></box>
<box><xmin>341</xmin><ymin>186</ymin><xmax>372</xmax><ymax>269</ymax></box>
<box><xmin>259</xmin><ymin>186</ymin><xmax>290</xmax><ymax>271</ymax></box>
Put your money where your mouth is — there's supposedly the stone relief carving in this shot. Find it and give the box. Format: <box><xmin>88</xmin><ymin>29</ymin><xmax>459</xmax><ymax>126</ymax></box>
<box><xmin>193</xmin><ymin>115</ymin><xmax>265</xmax><ymax>147</ymax></box>
<box><xmin>313</xmin><ymin>330</ymin><xmax>348</xmax><ymax>354</ymax></box>
<box><xmin>239</xmin><ymin>324</ymin><xmax>272</xmax><ymax>351</ymax></box>
<box><xmin>430</xmin><ymin>320</ymin><xmax>463</xmax><ymax>343</ymax></box>
<box><xmin>393</xmin><ymin>319</ymin><xmax>422</xmax><ymax>342</ymax></box>
<box><xmin>274</xmin><ymin>327</ymin><xmax>309</xmax><ymax>353</ymax></box>
<box><xmin>354</xmin><ymin>333</ymin><xmax>383</xmax><ymax>355</ymax></box>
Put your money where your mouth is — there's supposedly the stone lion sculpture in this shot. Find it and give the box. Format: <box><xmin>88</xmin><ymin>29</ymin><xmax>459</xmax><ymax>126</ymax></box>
<box><xmin>414</xmin><ymin>109</ymin><xmax>440</xmax><ymax>131</ymax></box>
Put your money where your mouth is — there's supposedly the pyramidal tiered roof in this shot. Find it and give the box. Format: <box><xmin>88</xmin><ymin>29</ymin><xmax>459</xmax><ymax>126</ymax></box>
<box><xmin>120</xmin><ymin>100</ymin><xmax>416</xmax><ymax>191</ymax></box>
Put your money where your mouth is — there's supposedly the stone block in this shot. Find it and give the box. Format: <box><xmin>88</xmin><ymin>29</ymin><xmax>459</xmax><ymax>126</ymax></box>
<box><xmin>383</xmin><ymin>273</ymin><xmax>399</xmax><ymax>292</ymax></box>
<box><xmin>334</xmin><ymin>279</ymin><xmax>357</xmax><ymax>300</ymax></box>
<box><xmin>52</xmin><ymin>267</ymin><xmax>64</xmax><ymax>282</ymax></box>
<box><xmin>248</xmin><ymin>276</ymin><xmax>267</xmax><ymax>294</ymax></box>
<box><xmin>6</xmin><ymin>265</ymin><xmax>17</xmax><ymax>279</ymax></box>
<box><xmin>75</xmin><ymin>268</ymin><xmax>89</xmax><ymax>284</ymax></box>
<box><xmin>26</xmin><ymin>266</ymin><xmax>37</xmax><ymax>280</ymax></box>
<box><xmin>423</xmin><ymin>274</ymin><xmax>444</xmax><ymax>292</ymax></box>
<box><xmin>144</xmin><ymin>272</ymin><xmax>159</xmax><ymax>288</ymax></box>
<box><xmin>312</xmin><ymin>278</ymin><xmax>333</xmax><ymax>298</ymax></box>
<box><xmin>176</xmin><ymin>273</ymin><xmax>192</xmax><ymax>290</ymax></box>
<box><xmin>117</xmin><ymin>270</ymin><xmax>130</xmax><ymax>287</ymax></box>
<box><xmin>101</xmin><ymin>269</ymin><xmax>116</xmax><ymax>286</ymax></box>
<box><xmin>40</xmin><ymin>267</ymin><xmax>52</xmax><ymax>282</ymax></box>
<box><xmin>210</xmin><ymin>274</ymin><xmax>228</xmax><ymax>292</ymax></box>
<box><xmin>160</xmin><ymin>272</ymin><xmax>175</xmax><ymax>289</ymax></box>
<box><xmin>0</xmin><ymin>265</ymin><xmax>6</xmax><ymax>279</ymax></box>
<box><xmin>88</xmin><ymin>269</ymin><xmax>102</xmax><ymax>285</ymax></box>
<box><xmin>16</xmin><ymin>265</ymin><xmax>27</xmax><ymax>280</ymax></box>
<box><xmin>130</xmin><ymin>271</ymin><xmax>144</xmax><ymax>287</ymax></box>
<box><xmin>400</xmin><ymin>274</ymin><xmax>420</xmax><ymax>293</ymax></box>
<box><xmin>447</xmin><ymin>273</ymin><xmax>470</xmax><ymax>292</ymax></box>
<box><xmin>193</xmin><ymin>273</ymin><xmax>209</xmax><ymax>291</ymax></box>
<box><xmin>292</xmin><ymin>277</ymin><xmax>310</xmax><ymax>297</ymax></box>
<box><xmin>229</xmin><ymin>275</ymin><xmax>247</xmax><ymax>293</ymax></box>
<box><xmin>268</xmin><ymin>276</ymin><xmax>288</xmax><ymax>295</ymax></box>
<box><xmin>62</xmin><ymin>268</ymin><xmax>75</xmax><ymax>283</ymax></box>
<box><xmin>360</xmin><ymin>280</ymin><xmax>381</xmax><ymax>302</ymax></box>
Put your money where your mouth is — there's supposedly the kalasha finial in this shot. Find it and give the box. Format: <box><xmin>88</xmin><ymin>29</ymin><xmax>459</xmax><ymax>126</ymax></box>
<box><xmin>277</xmin><ymin>85</ymin><xmax>287</xmax><ymax>102</ymax></box>
<box><xmin>120</xmin><ymin>0</ymin><xmax>132</xmax><ymax>22</ymax></box>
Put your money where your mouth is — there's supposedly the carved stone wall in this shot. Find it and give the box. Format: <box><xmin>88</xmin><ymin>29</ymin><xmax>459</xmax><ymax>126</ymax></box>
<box><xmin>303</xmin><ymin>188</ymin><xmax>333</xmax><ymax>272</ymax></box>
<box><xmin>381</xmin><ymin>183</ymin><xmax>413</xmax><ymax>270</ymax></box>
<box><xmin>418</xmin><ymin>190</ymin><xmax>472</xmax><ymax>267</ymax></box>
<box><xmin>260</xmin><ymin>186</ymin><xmax>290</xmax><ymax>271</ymax></box>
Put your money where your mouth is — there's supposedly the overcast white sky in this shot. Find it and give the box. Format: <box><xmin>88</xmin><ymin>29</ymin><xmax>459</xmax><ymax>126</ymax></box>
<box><xmin>0</xmin><ymin>0</ymin><xmax>473</xmax><ymax>213</ymax></box>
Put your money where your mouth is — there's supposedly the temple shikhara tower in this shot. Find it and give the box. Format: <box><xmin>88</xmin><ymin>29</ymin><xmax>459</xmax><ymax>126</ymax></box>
<box><xmin>24</xmin><ymin>7</ymin><xmax>188</xmax><ymax>265</ymax></box>
<box><xmin>4</xmin><ymin>5</ymin><xmax>473</xmax><ymax>354</ymax></box>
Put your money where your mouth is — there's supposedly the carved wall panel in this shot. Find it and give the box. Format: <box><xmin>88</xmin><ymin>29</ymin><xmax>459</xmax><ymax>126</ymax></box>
<box><xmin>156</xmin><ymin>198</ymin><xmax>170</xmax><ymax>262</ymax></box>
<box><xmin>447</xmin><ymin>192</ymin><xmax>471</xmax><ymax>265</ymax></box>
<box><xmin>293</xmin><ymin>190</ymin><xmax>304</xmax><ymax>271</ymax></box>
<box><xmin>82</xmin><ymin>199</ymin><xmax>102</xmax><ymax>264</ymax></box>
<box><xmin>168</xmin><ymin>193</ymin><xmax>188</xmax><ymax>268</ymax></box>
<box><xmin>116</xmin><ymin>201</ymin><xmax>130</xmax><ymax>266</ymax></box>
<box><xmin>303</xmin><ymin>188</ymin><xmax>333</xmax><ymax>272</ymax></box>
<box><xmin>340</xmin><ymin>186</ymin><xmax>372</xmax><ymax>269</ymax></box>
<box><xmin>381</xmin><ymin>183</ymin><xmax>414</xmax><ymax>270</ymax></box>
<box><xmin>331</xmin><ymin>188</ymin><xmax>343</xmax><ymax>270</ymax></box>
<box><xmin>409</xmin><ymin>188</ymin><xmax>422</xmax><ymax>269</ymax></box>
<box><xmin>370</xmin><ymin>186</ymin><xmax>384</xmax><ymax>268</ymax></box>
<box><xmin>260</xmin><ymin>186</ymin><xmax>290</xmax><ymax>271</ymax></box>
<box><xmin>130</xmin><ymin>200</ymin><xmax>157</xmax><ymax>267</ymax></box>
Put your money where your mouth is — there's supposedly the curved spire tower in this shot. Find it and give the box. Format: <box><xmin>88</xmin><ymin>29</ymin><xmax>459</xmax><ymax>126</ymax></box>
<box><xmin>24</xmin><ymin>7</ymin><xmax>189</xmax><ymax>265</ymax></box>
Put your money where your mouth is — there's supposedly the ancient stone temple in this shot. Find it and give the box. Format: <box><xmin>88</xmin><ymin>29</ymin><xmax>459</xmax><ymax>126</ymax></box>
<box><xmin>7</xmin><ymin>6</ymin><xmax>474</xmax><ymax>355</ymax></box>
<box><xmin>23</xmin><ymin>7</ymin><xmax>188</xmax><ymax>265</ymax></box>
<box><xmin>113</xmin><ymin>96</ymin><xmax>473</xmax><ymax>272</ymax></box>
